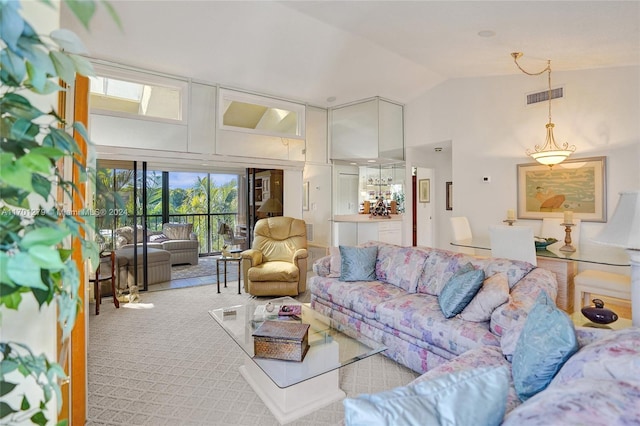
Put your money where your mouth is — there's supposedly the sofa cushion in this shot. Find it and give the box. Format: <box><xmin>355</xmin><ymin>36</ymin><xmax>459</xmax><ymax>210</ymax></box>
<box><xmin>162</xmin><ymin>223</ymin><xmax>193</xmax><ymax>240</ymax></box>
<box><xmin>149</xmin><ymin>233</ymin><xmax>169</xmax><ymax>242</ymax></box>
<box><xmin>339</xmin><ymin>246</ymin><xmax>377</xmax><ymax>282</ymax></box>
<box><xmin>439</xmin><ymin>266</ymin><xmax>484</xmax><ymax>318</ymax></box>
<box><xmin>460</xmin><ymin>273</ymin><xmax>510</xmax><ymax>322</ymax></box>
<box><xmin>550</xmin><ymin>328</ymin><xmax>640</xmax><ymax>386</ymax></box>
<box><xmin>511</xmin><ymin>291</ymin><xmax>578</xmax><ymax>401</ymax></box>
<box><xmin>416</xmin><ymin>249</ymin><xmax>477</xmax><ymax>296</ymax></box>
<box><xmin>482</xmin><ymin>258</ymin><xmax>535</xmax><ymax>289</ymax></box>
<box><xmin>375</xmin><ymin>245</ymin><xmax>429</xmax><ymax>293</ymax></box>
<box><xmin>410</xmin><ymin>346</ymin><xmax>521</xmax><ymax>415</ymax></box>
<box><xmin>344</xmin><ymin>366</ymin><xmax>509</xmax><ymax>426</ymax></box>
<box><xmin>247</xmin><ymin>260</ymin><xmax>299</xmax><ymax>282</ymax></box>
<box><xmin>115</xmin><ymin>225</ymin><xmax>146</xmax><ymax>246</ymax></box>
<box><xmin>490</xmin><ymin>268</ymin><xmax>558</xmax><ymax>337</ymax></box>
<box><xmin>161</xmin><ymin>239</ymin><xmax>199</xmax><ymax>251</ymax></box>
<box><xmin>502</xmin><ymin>378</ymin><xmax>640</xmax><ymax>426</ymax></box>
<box><xmin>310</xmin><ymin>276</ymin><xmax>406</xmax><ymax>320</ymax></box>
<box><xmin>376</xmin><ymin>294</ymin><xmax>500</xmax><ymax>356</ymax></box>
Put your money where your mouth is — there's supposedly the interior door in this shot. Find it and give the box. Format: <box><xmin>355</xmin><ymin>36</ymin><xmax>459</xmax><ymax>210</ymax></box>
<box><xmin>336</xmin><ymin>172</ymin><xmax>359</xmax><ymax>214</ymax></box>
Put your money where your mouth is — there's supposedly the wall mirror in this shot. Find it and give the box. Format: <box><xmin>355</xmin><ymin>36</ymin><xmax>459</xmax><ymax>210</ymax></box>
<box><xmin>219</xmin><ymin>88</ymin><xmax>305</xmax><ymax>139</ymax></box>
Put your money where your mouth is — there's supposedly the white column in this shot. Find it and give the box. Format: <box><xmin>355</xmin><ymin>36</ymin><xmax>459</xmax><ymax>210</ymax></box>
<box><xmin>628</xmin><ymin>249</ymin><xmax>640</xmax><ymax>326</ymax></box>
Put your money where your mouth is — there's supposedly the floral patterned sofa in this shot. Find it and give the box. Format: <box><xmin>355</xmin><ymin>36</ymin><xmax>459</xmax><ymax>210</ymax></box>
<box><xmin>309</xmin><ymin>241</ymin><xmax>557</xmax><ymax>374</ymax></box>
<box><xmin>312</xmin><ymin>242</ymin><xmax>640</xmax><ymax>425</ymax></box>
<box><xmin>344</xmin><ymin>326</ymin><xmax>640</xmax><ymax>425</ymax></box>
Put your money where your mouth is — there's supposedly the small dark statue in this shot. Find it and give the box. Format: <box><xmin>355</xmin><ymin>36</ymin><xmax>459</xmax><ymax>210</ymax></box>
<box><xmin>370</xmin><ymin>197</ymin><xmax>390</xmax><ymax>217</ymax></box>
<box><xmin>581</xmin><ymin>298</ymin><xmax>618</xmax><ymax>324</ymax></box>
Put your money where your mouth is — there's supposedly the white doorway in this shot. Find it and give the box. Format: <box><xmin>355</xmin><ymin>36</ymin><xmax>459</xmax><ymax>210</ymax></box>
<box><xmin>416</xmin><ymin>167</ymin><xmax>435</xmax><ymax>247</ymax></box>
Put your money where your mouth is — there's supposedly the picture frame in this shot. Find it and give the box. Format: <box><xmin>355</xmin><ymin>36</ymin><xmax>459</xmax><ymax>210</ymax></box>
<box><xmin>303</xmin><ymin>181</ymin><xmax>309</xmax><ymax>211</ymax></box>
<box><xmin>446</xmin><ymin>181</ymin><xmax>453</xmax><ymax>211</ymax></box>
<box><xmin>419</xmin><ymin>179</ymin><xmax>430</xmax><ymax>203</ymax></box>
<box><xmin>516</xmin><ymin>156</ymin><xmax>606</xmax><ymax>222</ymax></box>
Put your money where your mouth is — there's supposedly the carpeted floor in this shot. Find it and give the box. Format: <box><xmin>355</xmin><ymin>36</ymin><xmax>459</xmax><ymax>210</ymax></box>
<box><xmin>172</xmin><ymin>256</ymin><xmax>220</xmax><ymax>281</ymax></box>
<box><xmin>87</xmin><ymin>285</ymin><xmax>418</xmax><ymax>425</ymax></box>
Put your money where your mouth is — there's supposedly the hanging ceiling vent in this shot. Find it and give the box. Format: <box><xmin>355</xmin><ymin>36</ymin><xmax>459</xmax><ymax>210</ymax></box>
<box><xmin>526</xmin><ymin>87</ymin><xmax>564</xmax><ymax>106</ymax></box>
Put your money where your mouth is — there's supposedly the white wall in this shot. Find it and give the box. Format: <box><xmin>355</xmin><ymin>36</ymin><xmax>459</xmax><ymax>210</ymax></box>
<box><xmin>405</xmin><ymin>66</ymin><xmax>640</xmax><ymax>250</ymax></box>
<box><xmin>303</xmin><ymin>106</ymin><xmax>332</xmax><ymax>251</ymax></box>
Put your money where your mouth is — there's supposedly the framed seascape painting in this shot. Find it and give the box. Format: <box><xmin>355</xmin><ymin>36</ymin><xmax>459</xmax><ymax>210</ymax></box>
<box><xmin>516</xmin><ymin>156</ymin><xmax>606</xmax><ymax>222</ymax></box>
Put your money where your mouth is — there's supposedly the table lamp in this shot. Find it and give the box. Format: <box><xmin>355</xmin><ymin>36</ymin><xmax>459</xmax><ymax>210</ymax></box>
<box><xmin>591</xmin><ymin>190</ymin><xmax>640</xmax><ymax>326</ymax></box>
<box><xmin>258</xmin><ymin>198</ymin><xmax>283</xmax><ymax>217</ymax></box>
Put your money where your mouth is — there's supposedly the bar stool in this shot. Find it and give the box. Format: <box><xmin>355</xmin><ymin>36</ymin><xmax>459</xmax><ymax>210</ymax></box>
<box><xmin>574</xmin><ymin>269</ymin><xmax>631</xmax><ymax>312</ymax></box>
<box><xmin>90</xmin><ymin>251</ymin><xmax>120</xmax><ymax>315</ymax></box>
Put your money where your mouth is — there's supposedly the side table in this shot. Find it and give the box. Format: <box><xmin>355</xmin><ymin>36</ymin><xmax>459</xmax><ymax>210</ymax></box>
<box><xmin>216</xmin><ymin>256</ymin><xmax>242</xmax><ymax>294</ymax></box>
<box><xmin>569</xmin><ymin>311</ymin><xmax>632</xmax><ymax>330</ymax></box>
<box><xmin>89</xmin><ymin>251</ymin><xmax>120</xmax><ymax>315</ymax></box>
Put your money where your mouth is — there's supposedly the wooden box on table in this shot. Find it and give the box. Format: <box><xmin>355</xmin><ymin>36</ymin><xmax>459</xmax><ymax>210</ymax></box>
<box><xmin>252</xmin><ymin>320</ymin><xmax>310</xmax><ymax>362</ymax></box>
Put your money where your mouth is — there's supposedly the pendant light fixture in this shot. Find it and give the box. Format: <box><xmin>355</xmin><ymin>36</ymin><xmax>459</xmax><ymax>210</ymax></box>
<box><xmin>511</xmin><ymin>52</ymin><xmax>576</xmax><ymax>167</ymax></box>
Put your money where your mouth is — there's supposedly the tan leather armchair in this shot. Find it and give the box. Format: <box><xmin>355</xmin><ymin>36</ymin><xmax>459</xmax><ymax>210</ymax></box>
<box><xmin>241</xmin><ymin>217</ymin><xmax>308</xmax><ymax>296</ymax></box>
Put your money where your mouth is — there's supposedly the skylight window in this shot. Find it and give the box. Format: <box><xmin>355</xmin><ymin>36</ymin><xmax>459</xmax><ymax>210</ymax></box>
<box><xmin>90</xmin><ymin>75</ymin><xmax>184</xmax><ymax>122</ymax></box>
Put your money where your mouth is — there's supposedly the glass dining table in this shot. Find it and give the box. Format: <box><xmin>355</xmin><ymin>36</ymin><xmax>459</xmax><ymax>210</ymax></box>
<box><xmin>451</xmin><ymin>238</ymin><xmax>630</xmax><ymax>313</ymax></box>
<box><xmin>451</xmin><ymin>237</ymin><xmax>630</xmax><ymax>267</ymax></box>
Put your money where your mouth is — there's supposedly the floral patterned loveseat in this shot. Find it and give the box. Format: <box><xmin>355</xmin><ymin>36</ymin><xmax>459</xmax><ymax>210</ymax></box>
<box><xmin>309</xmin><ymin>241</ymin><xmax>557</xmax><ymax>374</ymax></box>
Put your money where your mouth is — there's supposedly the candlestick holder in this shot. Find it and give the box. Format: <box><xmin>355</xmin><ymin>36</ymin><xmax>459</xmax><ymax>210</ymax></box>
<box><xmin>503</xmin><ymin>219</ymin><xmax>516</xmax><ymax>226</ymax></box>
<box><xmin>560</xmin><ymin>223</ymin><xmax>576</xmax><ymax>252</ymax></box>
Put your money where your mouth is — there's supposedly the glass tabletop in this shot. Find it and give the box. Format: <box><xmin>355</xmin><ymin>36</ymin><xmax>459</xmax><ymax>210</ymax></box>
<box><xmin>451</xmin><ymin>237</ymin><xmax>630</xmax><ymax>266</ymax></box>
<box><xmin>209</xmin><ymin>296</ymin><xmax>386</xmax><ymax>388</ymax></box>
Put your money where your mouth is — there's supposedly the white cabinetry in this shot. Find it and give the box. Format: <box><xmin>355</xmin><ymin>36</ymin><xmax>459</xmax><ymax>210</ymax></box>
<box><xmin>332</xmin><ymin>217</ymin><xmax>403</xmax><ymax>246</ymax></box>
<box><xmin>330</xmin><ymin>97</ymin><xmax>404</xmax><ymax>162</ymax></box>
<box><xmin>378</xmin><ymin>221</ymin><xmax>402</xmax><ymax>245</ymax></box>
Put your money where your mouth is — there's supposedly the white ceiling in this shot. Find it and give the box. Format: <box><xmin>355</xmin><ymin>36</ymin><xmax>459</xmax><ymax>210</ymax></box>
<box><xmin>62</xmin><ymin>1</ymin><xmax>640</xmax><ymax>107</ymax></box>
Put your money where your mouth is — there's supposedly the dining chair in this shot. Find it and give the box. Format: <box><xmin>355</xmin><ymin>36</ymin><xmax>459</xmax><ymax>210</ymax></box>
<box><xmin>450</xmin><ymin>216</ymin><xmax>476</xmax><ymax>254</ymax></box>
<box><xmin>541</xmin><ymin>217</ymin><xmax>581</xmax><ymax>247</ymax></box>
<box><xmin>450</xmin><ymin>216</ymin><xmax>473</xmax><ymax>241</ymax></box>
<box><xmin>489</xmin><ymin>225</ymin><xmax>537</xmax><ymax>266</ymax></box>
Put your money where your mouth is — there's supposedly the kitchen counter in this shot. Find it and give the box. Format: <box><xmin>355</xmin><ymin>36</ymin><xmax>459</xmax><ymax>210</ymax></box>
<box><xmin>332</xmin><ymin>215</ymin><xmax>404</xmax><ymax>246</ymax></box>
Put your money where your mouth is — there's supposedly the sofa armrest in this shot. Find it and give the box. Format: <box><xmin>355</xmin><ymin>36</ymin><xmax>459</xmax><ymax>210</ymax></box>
<box><xmin>293</xmin><ymin>249</ymin><xmax>309</xmax><ymax>293</ymax></box>
<box><xmin>313</xmin><ymin>254</ymin><xmax>332</xmax><ymax>277</ymax></box>
<box><xmin>189</xmin><ymin>232</ymin><xmax>198</xmax><ymax>241</ymax></box>
<box><xmin>241</xmin><ymin>249</ymin><xmax>262</xmax><ymax>266</ymax></box>
<box><xmin>115</xmin><ymin>236</ymin><xmax>129</xmax><ymax>249</ymax></box>
<box><xmin>241</xmin><ymin>249</ymin><xmax>262</xmax><ymax>293</ymax></box>
<box><xmin>293</xmin><ymin>248</ymin><xmax>308</xmax><ymax>262</ymax></box>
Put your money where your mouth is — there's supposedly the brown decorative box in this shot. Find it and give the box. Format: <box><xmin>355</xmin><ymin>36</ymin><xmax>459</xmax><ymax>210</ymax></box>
<box><xmin>252</xmin><ymin>320</ymin><xmax>310</xmax><ymax>362</ymax></box>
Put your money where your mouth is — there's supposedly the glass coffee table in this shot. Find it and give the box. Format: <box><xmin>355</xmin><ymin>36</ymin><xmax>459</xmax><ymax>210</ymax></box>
<box><xmin>209</xmin><ymin>296</ymin><xmax>386</xmax><ymax>424</ymax></box>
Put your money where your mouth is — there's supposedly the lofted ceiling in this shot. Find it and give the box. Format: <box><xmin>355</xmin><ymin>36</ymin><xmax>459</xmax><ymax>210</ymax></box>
<box><xmin>61</xmin><ymin>1</ymin><xmax>640</xmax><ymax>107</ymax></box>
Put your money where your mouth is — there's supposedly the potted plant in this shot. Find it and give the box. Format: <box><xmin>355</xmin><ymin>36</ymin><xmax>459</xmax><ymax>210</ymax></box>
<box><xmin>1</xmin><ymin>1</ymin><xmax>119</xmax><ymax>424</ymax></box>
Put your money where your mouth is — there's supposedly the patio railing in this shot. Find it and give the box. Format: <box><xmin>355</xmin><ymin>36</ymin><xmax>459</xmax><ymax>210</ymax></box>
<box><xmin>102</xmin><ymin>212</ymin><xmax>245</xmax><ymax>255</ymax></box>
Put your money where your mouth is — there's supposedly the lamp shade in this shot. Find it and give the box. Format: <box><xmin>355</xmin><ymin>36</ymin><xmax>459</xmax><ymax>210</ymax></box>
<box><xmin>217</xmin><ymin>222</ymin><xmax>229</xmax><ymax>235</ymax></box>
<box><xmin>258</xmin><ymin>197</ymin><xmax>283</xmax><ymax>214</ymax></box>
<box><xmin>592</xmin><ymin>190</ymin><xmax>640</xmax><ymax>250</ymax></box>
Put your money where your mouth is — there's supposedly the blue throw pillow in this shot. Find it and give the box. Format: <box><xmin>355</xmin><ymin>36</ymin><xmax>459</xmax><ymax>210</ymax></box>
<box><xmin>339</xmin><ymin>246</ymin><xmax>377</xmax><ymax>282</ymax></box>
<box><xmin>438</xmin><ymin>266</ymin><xmax>485</xmax><ymax>318</ymax></box>
<box><xmin>344</xmin><ymin>366</ymin><xmax>510</xmax><ymax>426</ymax></box>
<box><xmin>512</xmin><ymin>291</ymin><xmax>578</xmax><ymax>401</ymax></box>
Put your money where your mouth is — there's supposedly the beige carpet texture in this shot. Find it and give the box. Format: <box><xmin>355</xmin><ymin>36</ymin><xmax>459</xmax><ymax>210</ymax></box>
<box><xmin>87</xmin><ymin>283</ymin><xmax>418</xmax><ymax>425</ymax></box>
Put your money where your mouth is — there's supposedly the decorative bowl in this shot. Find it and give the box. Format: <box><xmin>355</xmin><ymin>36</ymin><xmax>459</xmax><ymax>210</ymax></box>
<box><xmin>581</xmin><ymin>299</ymin><xmax>618</xmax><ymax>324</ymax></box>
<box><xmin>534</xmin><ymin>237</ymin><xmax>558</xmax><ymax>250</ymax></box>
